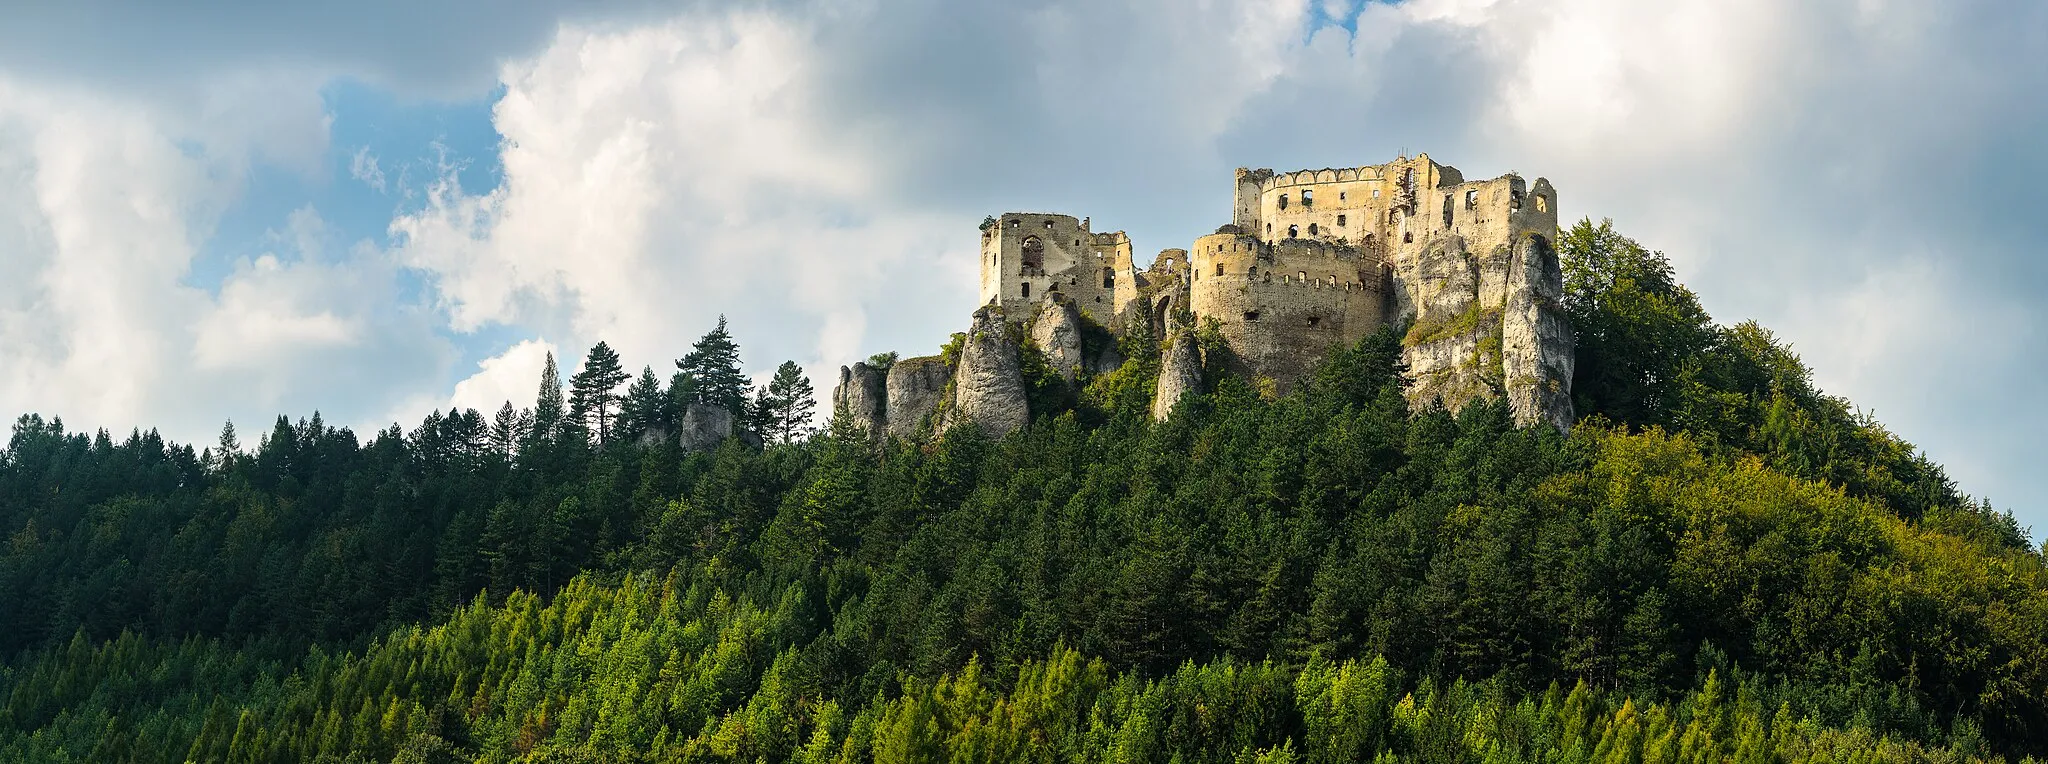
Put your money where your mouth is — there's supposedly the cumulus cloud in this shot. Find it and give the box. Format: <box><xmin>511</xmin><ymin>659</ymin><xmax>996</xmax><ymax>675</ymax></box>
<box><xmin>448</xmin><ymin>338</ymin><xmax>559</xmax><ymax>415</ymax></box>
<box><xmin>0</xmin><ymin>78</ymin><xmax>450</xmax><ymax>442</ymax></box>
<box><xmin>387</xmin><ymin>12</ymin><xmax>973</xmax><ymax>396</ymax></box>
<box><xmin>2</xmin><ymin>0</ymin><xmax>2045</xmax><ymax>524</ymax></box>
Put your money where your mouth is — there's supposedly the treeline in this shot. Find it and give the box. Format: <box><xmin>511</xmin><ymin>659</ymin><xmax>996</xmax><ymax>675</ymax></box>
<box><xmin>0</xmin><ymin>571</ymin><xmax>2020</xmax><ymax>763</ymax></box>
<box><xmin>0</xmin><ymin>220</ymin><xmax>2043</xmax><ymax>761</ymax></box>
<box><xmin>0</xmin><ymin>316</ymin><xmax>818</xmax><ymax>652</ymax></box>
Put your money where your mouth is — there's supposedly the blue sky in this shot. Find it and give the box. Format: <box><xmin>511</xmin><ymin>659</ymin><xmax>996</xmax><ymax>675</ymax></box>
<box><xmin>0</xmin><ymin>0</ymin><xmax>2044</xmax><ymax>537</ymax></box>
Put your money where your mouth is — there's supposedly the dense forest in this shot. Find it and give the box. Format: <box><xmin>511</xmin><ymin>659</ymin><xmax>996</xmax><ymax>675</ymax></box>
<box><xmin>1</xmin><ymin>220</ymin><xmax>2042</xmax><ymax>763</ymax></box>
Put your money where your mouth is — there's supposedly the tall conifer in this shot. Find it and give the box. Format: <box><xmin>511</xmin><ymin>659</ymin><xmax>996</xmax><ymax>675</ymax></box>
<box><xmin>675</xmin><ymin>316</ymin><xmax>749</xmax><ymax>419</ymax></box>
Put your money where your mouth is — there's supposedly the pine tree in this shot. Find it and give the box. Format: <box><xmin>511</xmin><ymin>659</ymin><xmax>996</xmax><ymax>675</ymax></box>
<box><xmin>755</xmin><ymin>361</ymin><xmax>816</xmax><ymax>444</ymax></box>
<box><xmin>674</xmin><ymin>316</ymin><xmax>749</xmax><ymax>419</ymax></box>
<box><xmin>568</xmin><ymin>341</ymin><xmax>631</xmax><ymax>444</ymax></box>
<box><xmin>531</xmin><ymin>351</ymin><xmax>565</xmax><ymax>444</ymax></box>
<box><xmin>213</xmin><ymin>420</ymin><xmax>240</xmax><ymax>472</ymax></box>
<box><xmin>617</xmin><ymin>366</ymin><xmax>670</xmax><ymax>444</ymax></box>
<box><xmin>489</xmin><ymin>402</ymin><xmax>528</xmax><ymax>458</ymax></box>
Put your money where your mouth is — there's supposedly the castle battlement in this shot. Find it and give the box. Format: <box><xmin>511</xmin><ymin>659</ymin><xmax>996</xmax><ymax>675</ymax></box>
<box><xmin>964</xmin><ymin>153</ymin><xmax>1573</xmax><ymax>429</ymax></box>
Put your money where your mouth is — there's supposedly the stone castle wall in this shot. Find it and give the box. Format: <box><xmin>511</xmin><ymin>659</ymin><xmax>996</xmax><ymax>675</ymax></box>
<box><xmin>1187</xmin><ymin>232</ymin><xmax>1387</xmax><ymax>390</ymax></box>
<box><xmin>839</xmin><ymin>151</ymin><xmax>1574</xmax><ymax>441</ymax></box>
<box><xmin>981</xmin><ymin>213</ymin><xmax>1137</xmax><ymax>326</ymax></box>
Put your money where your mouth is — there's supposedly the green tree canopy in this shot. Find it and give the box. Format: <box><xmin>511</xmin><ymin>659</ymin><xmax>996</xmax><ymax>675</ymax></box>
<box><xmin>568</xmin><ymin>340</ymin><xmax>631</xmax><ymax>443</ymax></box>
<box><xmin>675</xmin><ymin>315</ymin><xmax>749</xmax><ymax>419</ymax></box>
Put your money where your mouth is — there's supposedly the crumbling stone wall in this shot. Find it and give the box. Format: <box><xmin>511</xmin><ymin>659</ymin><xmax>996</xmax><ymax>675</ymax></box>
<box><xmin>866</xmin><ymin>152</ymin><xmax>1573</xmax><ymax>443</ymax></box>
<box><xmin>1187</xmin><ymin>232</ymin><xmax>1387</xmax><ymax>393</ymax></box>
<box><xmin>981</xmin><ymin>213</ymin><xmax>1138</xmax><ymax>328</ymax></box>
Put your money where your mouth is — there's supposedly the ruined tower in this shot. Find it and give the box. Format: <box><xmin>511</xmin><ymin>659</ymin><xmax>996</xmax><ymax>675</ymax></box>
<box><xmin>1207</xmin><ymin>154</ymin><xmax>1573</xmax><ymax>428</ymax></box>
<box><xmin>980</xmin><ymin>213</ymin><xmax>1139</xmax><ymax>326</ymax></box>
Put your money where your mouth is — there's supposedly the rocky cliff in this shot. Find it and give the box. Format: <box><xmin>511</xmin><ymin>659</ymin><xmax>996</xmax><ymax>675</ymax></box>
<box><xmin>832</xmin><ymin>362</ymin><xmax>888</xmax><ymax>436</ymax></box>
<box><xmin>1501</xmin><ymin>234</ymin><xmax>1574</xmax><ymax>430</ymax></box>
<box><xmin>1395</xmin><ymin>233</ymin><xmax>1573</xmax><ymax>429</ymax></box>
<box><xmin>1153</xmin><ymin>330</ymin><xmax>1203</xmax><ymax>420</ymax></box>
<box><xmin>949</xmin><ymin>305</ymin><xmax>1031</xmax><ymax>438</ymax></box>
<box><xmin>886</xmin><ymin>356</ymin><xmax>952</xmax><ymax>440</ymax></box>
<box><xmin>1032</xmin><ymin>294</ymin><xmax>1086</xmax><ymax>383</ymax></box>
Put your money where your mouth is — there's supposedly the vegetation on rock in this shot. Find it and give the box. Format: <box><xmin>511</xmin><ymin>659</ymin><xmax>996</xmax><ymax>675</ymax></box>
<box><xmin>0</xmin><ymin>222</ymin><xmax>2039</xmax><ymax>763</ymax></box>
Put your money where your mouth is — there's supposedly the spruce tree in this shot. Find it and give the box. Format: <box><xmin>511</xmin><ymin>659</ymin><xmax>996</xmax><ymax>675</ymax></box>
<box><xmin>568</xmin><ymin>341</ymin><xmax>631</xmax><ymax>444</ymax></box>
<box><xmin>674</xmin><ymin>316</ymin><xmax>749</xmax><ymax>419</ymax></box>
<box><xmin>757</xmin><ymin>360</ymin><xmax>816</xmax><ymax>444</ymax></box>
<box><xmin>531</xmin><ymin>351</ymin><xmax>565</xmax><ymax>443</ymax></box>
<box><xmin>488</xmin><ymin>402</ymin><xmax>528</xmax><ymax>458</ymax></box>
<box><xmin>617</xmin><ymin>366</ymin><xmax>669</xmax><ymax>443</ymax></box>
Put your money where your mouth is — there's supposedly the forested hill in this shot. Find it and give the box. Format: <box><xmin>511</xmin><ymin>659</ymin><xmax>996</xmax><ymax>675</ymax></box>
<box><xmin>1</xmin><ymin>221</ymin><xmax>2042</xmax><ymax>763</ymax></box>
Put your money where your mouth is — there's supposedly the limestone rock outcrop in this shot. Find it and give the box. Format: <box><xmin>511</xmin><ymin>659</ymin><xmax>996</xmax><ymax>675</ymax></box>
<box><xmin>1502</xmin><ymin>234</ymin><xmax>1574</xmax><ymax>430</ymax></box>
<box><xmin>677</xmin><ymin>403</ymin><xmax>736</xmax><ymax>451</ymax></box>
<box><xmin>1032</xmin><ymin>294</ymin><xmax>1085</xmax><ymax>383</ymax></box>
<box><xmin>1153</xmin><ymin>331</ymin><xmax>1203</xmax><ymax>420</ymax></box>
<box><xmin>1395</xmin><ymin>233</ymin><xmax>1573</xmax><ymax>430</ymax></box>
<box><xmin>832</xmin><ymin>362</ymin><xmax>888</xmax><ymax>435</ymax></box>
<box><xmin>886</xmin><ymin>355</ymin><xmax>953</xmax><ymax>440</ymax></box>
<box><xmin>950</xmin><ymin>305</ymin><xmax>1030</xmax><ymax>438</ymax></box>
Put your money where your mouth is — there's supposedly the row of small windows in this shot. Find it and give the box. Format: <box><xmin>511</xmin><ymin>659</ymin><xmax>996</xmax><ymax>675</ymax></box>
<box><xmin>1276</xmin><ymin>187</ymin><xmax>1381</xmax><ymax>210</ymax></box>
<box><xmin>1271</xmin><ymin>188</ymin><xmax>1546</xmax><ymax>217</ymax></box>
<box><xmin>1241</xmin><ymin>312</ymin><xmax>1325</xmax><ymax>328</ymax></box>
<box><xmin>1014</xmin><ymin>268</ymin><xmax>1116</xmax><ymax>299</ymax></box>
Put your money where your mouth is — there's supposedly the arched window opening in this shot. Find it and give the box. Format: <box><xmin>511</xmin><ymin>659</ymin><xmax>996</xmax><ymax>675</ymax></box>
<box><xmin>1287</xmin><ymin>225</ymin><xmax>1299</xmax><ymax>238</ymax></box>
<box><xmin>1249</xmin><ymin>266</ymin><xmax>1259</xmax><ymax>277</ymax></box>
<box><xmin>1298</xmin><ymin>271</ymin><xmax>1307</xmax><ymax>282</ymax></box>
<box><xmin>1365</xmin><ymin>233</ymin><xmax>1375</xmax><ymax>247</ymax></box>
<box><xmin>1465</xmin><ymin>189</ymin><xmax>1479</xmax><ymax>209</ymax></box>
<box><xmin>1535</xmin><ymin>194</ymin><xmax>1549</xmax><ymax>213</ymax></box>
<box><xmin>1266</xmin><ymin>223</ymin><xmax>1273</xmax><ymax>236</ymax></box>
<box><xmin>1278</xmin><ymin>193</ymin><xmax>1289</xmax><ymax>210</ymax></box>
<box><xmin>1510</xmin><ymin>189</ymin><xmax>1524</xmax><ymax>209</ymax></box>
<box><xmin>1329</xmin><ymin>274</ymin><xmax>1338</xmax><ymax>286</ymax></box>
<box><xmin>1301</xmin><ymin>189</ymin><xmax>1314</xmax><ymax>208</ymax></box>
<box><xmin>1307</xmin><ymin>223</ymin><xmax>1319</xmax><ymax>236</ymax></box>
<box><xmin>1021</xmin><ymin>236</ymin><xmax>1045</xmax><ymax>269</ymax></box>
<box><xmin>1372</xmin><ymin>188</ymin><xmax>1380</xmax><ymax>198</ymax></box>
<box><xmin>1102</xmin><ymin>268</ymin><xmax>1115</xmax><ymax>289</ymax></box>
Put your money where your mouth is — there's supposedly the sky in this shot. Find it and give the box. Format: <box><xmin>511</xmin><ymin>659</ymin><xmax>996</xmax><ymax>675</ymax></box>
<box><xmin>0</xmin><ymin>0</ymin><xmax>2044</xmax><ymax>534</ymax></box>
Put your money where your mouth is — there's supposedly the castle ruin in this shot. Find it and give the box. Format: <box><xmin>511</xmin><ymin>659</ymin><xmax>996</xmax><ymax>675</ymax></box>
<box><xmin>836</xmin><ymin>153</ymin><xmax>1575</xmax><ymax>438</ymax></box>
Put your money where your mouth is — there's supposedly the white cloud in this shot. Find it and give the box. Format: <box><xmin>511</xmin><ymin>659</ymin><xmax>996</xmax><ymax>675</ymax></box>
<box><xmin>350</xmin><ymin>147</ymin><xmax>388</xmax><ymax>192</ymax></box>
<box><xmin>0</xmin><ymin>78</ymin><xmax>451</xmax><ymax>443</ymax></box>
<box><xmin>2</xmin><ymin>0</ymin><xmax>2045</xmax><ymax>527</ymax></box>
<box><xmin>449</xmin><ymin>338</ymin><xmax>558</xmax><ymax>415</ymax></box>
<box><xmin>387</xmin><ymin>12</ymin><xmax>971</xmax><ymax>395</ymax></box>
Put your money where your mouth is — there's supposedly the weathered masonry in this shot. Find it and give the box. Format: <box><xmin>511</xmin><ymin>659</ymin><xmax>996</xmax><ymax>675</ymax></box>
<box><xmin>838</xmin><ymin>153</ymin><xmax>1575</xmax><ymax>439</ymax></box>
